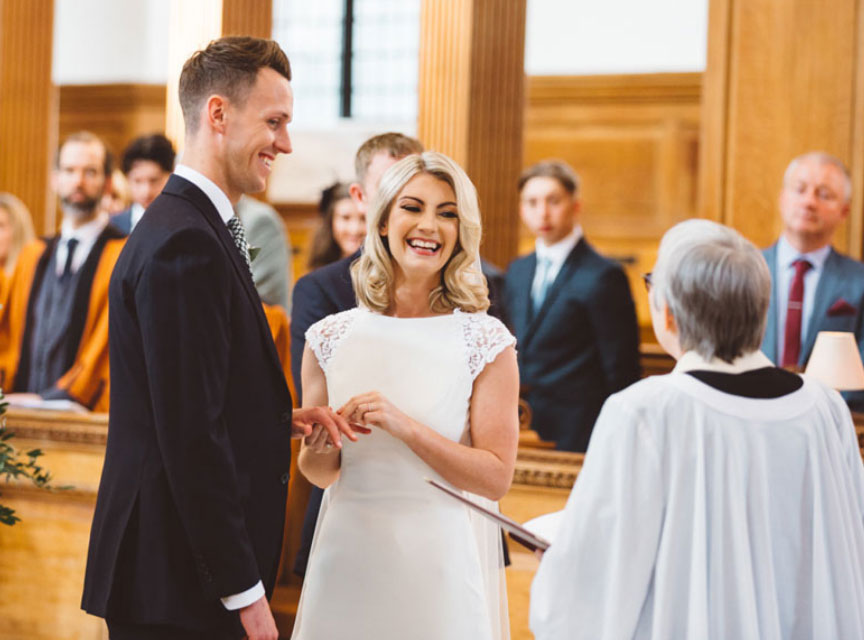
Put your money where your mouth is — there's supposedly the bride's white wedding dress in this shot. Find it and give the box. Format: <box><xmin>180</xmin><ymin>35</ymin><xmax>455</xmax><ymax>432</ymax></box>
<box><xmin>291</xmin><ymin>307</ymin><xmax>515</xmax><ymax>640</ymax></box>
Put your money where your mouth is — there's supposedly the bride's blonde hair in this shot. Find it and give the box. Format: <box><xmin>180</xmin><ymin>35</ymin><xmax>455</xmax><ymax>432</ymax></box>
<box><xmin>351</xmin><ymin>152</ymin><xmax>490</xmax><ymax>314</ymax></box>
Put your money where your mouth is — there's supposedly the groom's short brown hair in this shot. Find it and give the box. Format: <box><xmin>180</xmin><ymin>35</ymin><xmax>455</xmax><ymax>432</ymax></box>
<box><xmin>179</xmin><ymin>36</ymin><xmax>292</xmax><ymax>134</ymax></box>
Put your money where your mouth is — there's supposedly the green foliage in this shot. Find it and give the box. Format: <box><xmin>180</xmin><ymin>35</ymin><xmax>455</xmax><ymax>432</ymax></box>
<box><xmin>0</xmin><ymin>396</ymin><xmax>62</xmax><ymax>526</ymax></box>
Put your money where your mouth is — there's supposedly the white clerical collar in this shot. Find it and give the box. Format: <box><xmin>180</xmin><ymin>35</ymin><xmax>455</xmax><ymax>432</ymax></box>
<box><xmin>60</xmin><ymin>211</ymin><xmax>109</xmax><ymax>243</ymax></box>
<box><xmin>673</xmin><ymin>349</ymin><xmax>774</xmax><ymax>374</ymax></box>
<box><xmin>174</xmin><ymin>164</ymin><xmax>235</xmax><ymax>225</ymax></box>
<box><xmin>777</xmin><ymin>234</ymin><xmax>831</xmax><ymax>271</ymax></box>
<box><xmin>535</xmin><ymin>225</ymin><xmax>583</xmax><ymax>265</ymax></box>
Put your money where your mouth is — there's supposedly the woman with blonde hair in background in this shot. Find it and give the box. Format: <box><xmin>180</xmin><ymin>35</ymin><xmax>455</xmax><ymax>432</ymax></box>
<box><xmin>291</xmin><ymin>151</ymin><xmax>519</xmax><ymax>640</ymax></box>
<box><xmin>0</xmin><ymin>192</ymin><xmax>35</xmax><ymax>276</ymax></box>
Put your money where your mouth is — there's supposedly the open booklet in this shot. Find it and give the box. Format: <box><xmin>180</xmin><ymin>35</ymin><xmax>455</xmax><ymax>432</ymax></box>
<box><xmin>426</xmin><ymin>478</ymin><xmax>555</xmax><ymax>552</ymax></box>
<box><xmin>5</xmin><ymin>396</ymin><xmax>89</xmax><ymax>413</ymax></box>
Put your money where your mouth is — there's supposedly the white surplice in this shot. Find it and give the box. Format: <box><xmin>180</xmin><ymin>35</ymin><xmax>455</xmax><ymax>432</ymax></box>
<box><xmin>530</xmin><ymin>352</ymin><xmax>864</xmax><ymax>640</ymax></box>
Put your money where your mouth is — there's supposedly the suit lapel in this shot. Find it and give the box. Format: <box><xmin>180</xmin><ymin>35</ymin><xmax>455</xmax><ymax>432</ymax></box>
<box><xmin>762</xmin><ymin>244</ymin><xmax>778</xmax><ymax>363</ymax></box>
<box><xmin>523</xmin><ymin>241</ymin><xmax>583</xmax><ymax>346</ymax></box>
<box><xmin>801</xmin><ymin>248</ymin><xmax>842</xmax><ymax>364</ymax></box>
<box><xmin>512</xmin><ymin>254</ymin><xmax>536</xmax><ymax>346</ymax></box>
<box><xmin>163</xmin><ymin>176</ymin><xmax>285</xmax><ymax>379</ymax></box>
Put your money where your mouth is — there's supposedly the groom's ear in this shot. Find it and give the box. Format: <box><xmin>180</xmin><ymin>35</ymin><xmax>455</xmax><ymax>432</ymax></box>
<box><xmin>206</xmin><ymin>95</ymin><xmax>228</xmax><ymax>133</ymax></box>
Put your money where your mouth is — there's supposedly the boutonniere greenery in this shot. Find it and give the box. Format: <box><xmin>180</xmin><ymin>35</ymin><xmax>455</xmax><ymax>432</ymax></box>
<box><xmin>249</xmin><ymin>246</ymin><xmax>261</xmax><ymax>262</ymax></box>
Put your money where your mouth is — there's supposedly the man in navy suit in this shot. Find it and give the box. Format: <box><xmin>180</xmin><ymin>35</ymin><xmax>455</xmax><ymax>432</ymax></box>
<box><xmin>112</xmin><ymin>133</ymin><xmax>175</xmax><ymax>235</ymax></box>
<box><xmin>505</xmin><ymin>161</ymin><xmax>641</xmax><ymax>452</ymax></box>
<box><xmin>761</xmin><ymin>151</ymin><xmax>864</xmax><ymax>410</ymax></box>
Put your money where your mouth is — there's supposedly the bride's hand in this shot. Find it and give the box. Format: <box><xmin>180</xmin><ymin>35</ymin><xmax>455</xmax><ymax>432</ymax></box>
<box><xmin>338</xmin><ymin>392</ymin><xmax>415</xmax><ymax>442</ymax></box>
<box><xmin>304</xmin><ymin>423</ymin><xmax>341</xmax><ymax>455</ymax></box>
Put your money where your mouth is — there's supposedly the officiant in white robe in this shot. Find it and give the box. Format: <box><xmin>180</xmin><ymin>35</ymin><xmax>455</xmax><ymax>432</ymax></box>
<box><xmin>530</xmin><ymin>219</ymin><xmax>864</xmax><ymax>640</ymax></box>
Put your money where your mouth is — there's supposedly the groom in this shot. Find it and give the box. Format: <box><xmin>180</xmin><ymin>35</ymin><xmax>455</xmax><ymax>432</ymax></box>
<box><xmin>82</xmin><ymin>37</ymin><xmax>354</xmax><ymax>640</ymax></box>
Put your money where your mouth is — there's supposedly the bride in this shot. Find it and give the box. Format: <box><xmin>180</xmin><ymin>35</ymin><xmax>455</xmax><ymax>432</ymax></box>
<box><xmin>290</xmin><ymin>151</ymin><xmax>519</xmax><ymax>640</ymax></box>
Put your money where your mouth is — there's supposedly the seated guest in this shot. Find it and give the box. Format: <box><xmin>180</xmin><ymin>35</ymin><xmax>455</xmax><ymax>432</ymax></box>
<box><xmin>0</xmin><ymin>192</ymin><xmax>35</xmax><ymax>276</ymax></box>
<box><xmin>531</xmin><ymin>219</ymin><xmax>864</xmax><ymax>640</ymax></box>
<box><xmin>113</xmin><ymin>133</ymin><xmax>176</xmax><ymax>234</ymax></box>
<box><xmin>0</xmin><ymin>132</ymin><xmax>125</xmax><ymax>411</ymax></box>
<box><xmin>505</xmin><ymin>160</ymin><xmax>640</xmax><ymax>451</ymax></box>
<box><xmin>762</xmin><ymin>151</ymin><xmax>864</xmax><ymax>410</ymax></box>
<box><xmin>235</xmin><ymin>194</ymin><xmax>293</xmax><ymax>310</ymax></box>
<box><xmin>101</xmin><ymin>169</ymin><xmax>131</xmax><ymax>215</ymax></box>
<box><xmin>307</xmin><ymin>181</ymin><xmax>364</xmax><ymax>270</ymax></box>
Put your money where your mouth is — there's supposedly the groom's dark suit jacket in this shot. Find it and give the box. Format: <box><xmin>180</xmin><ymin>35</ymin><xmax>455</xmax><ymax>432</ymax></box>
<box><xmin>505</xmin><ymin>238</ymin><xmax>641</xmax><ymax>452</ymax></box>
<box><xmin>82</xmin><ymin>176</ymin><xmax>294</xmax><ymax>632</ymax></box>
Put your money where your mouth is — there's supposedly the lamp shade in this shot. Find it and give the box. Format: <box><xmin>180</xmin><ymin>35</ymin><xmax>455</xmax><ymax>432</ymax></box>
<box><xmin>804</xmin><ymin>331</ymin><xmax>864</xmax><ymax>390</ymax></box>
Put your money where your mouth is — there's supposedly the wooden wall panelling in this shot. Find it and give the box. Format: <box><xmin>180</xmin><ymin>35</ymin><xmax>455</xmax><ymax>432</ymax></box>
<box><xmin>274</xmin><ymin>202</ymin><xmax>320</xmax><ymax>283</ymax></box>
<box><xmin>700</xmin><ymin>0</ymin><xmax>864</xmax><ymax>255</ymax></box>
<box><xmin>59</xmin><ymin>84</ymin><xmax>168</xmax><ymax>167</ymax></box>
<box><xmin>0</xmin><ymin>0</ymin><xmax>56</xmax><ymax>234</ymax></box>
<box><xmin>221</xmin><ymin>0</ymin><xmax>272</xmax><ymax>38</ymax></box>
<box><xmin>524</xmin><ymin>73</ymin><xmax>702</xmax><ymax>337</ymax></box>
<box><xmin>698</xmin><ymin>0</ymin><xmax>733</xmax><ymax>224</ymax></box>
<box><xmin>418</xmin><ymin>0</ymin><xmax>526</xmax><ymax>269</ymax></box>
<box><xmin>850</xmin><ymin>0</ymin><xmax>864</xmax><ymax>258</ymax></box>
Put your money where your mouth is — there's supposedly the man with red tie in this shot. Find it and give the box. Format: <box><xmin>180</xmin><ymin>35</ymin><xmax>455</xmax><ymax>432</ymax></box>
<box><xmin>761</xmin><ymin>151</ymin><xmax>864</xmax><ymax>409</ymax></box>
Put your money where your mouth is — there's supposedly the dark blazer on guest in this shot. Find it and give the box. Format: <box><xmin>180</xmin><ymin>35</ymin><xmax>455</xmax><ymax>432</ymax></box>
<box><xmin>290</xmin><ymin>251</ymin><xmax>359</xmax><ymax>404</ymax></box>
<box><xmin>112</xmin><ymin>206</ymin><xmax>133</xmax><ymax>235</ymax></box>
<box><xmin>82</xmin><ymin>176</ymin><xmax>294</xmax><ymax>634</ymax></box>
<box><xmin>762</xmin><ymin>243</ymin><xmax>864</xmax><ymax>410</ymax></box>
<box><xmin>505</xmin><ymin>238</ymin><xmax>641</xmax><ymax>452</ymax></box>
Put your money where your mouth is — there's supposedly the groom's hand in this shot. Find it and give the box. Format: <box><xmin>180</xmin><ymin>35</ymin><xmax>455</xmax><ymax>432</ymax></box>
<box><xmin>291</xmin><ymin>406</ymin><xmax>360</xmax><ymax>447</ymax></box>
<box><xmin>239</xmin><ymin>595</ymin><xmax>278</xmax><ymax>640</ymax></box>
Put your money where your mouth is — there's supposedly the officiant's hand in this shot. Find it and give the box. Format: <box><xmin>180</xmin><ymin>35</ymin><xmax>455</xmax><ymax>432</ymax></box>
<box><xmin>239</xmin><ymin>594</ymin><xmax>278</xmax><ymax>640</ymax></box>
<box><xmin>291</xmin><ymin>406</ymin><xmax>360</xmax><ymax>448</ymax></box>
<box><xmin>338</xmin><ymin>392</ymin><xmax>415</xmax><ymax>442</ymax></box>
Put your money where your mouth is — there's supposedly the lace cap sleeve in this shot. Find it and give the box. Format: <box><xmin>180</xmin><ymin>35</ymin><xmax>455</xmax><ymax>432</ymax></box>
<box><xmin>460</xmin><ymin>312</ymin><xmax>516</xmax><ymax>380</ymax></box>
<box><xmin>305</xmin><ymin>309</ymin><xmax>359</xmax><ymax>372</ymax></box>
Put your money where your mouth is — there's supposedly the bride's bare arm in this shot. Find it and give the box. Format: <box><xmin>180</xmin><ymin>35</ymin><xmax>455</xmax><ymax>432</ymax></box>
<box><xmin>298</xmin><ymin>343</ymin><xmax>343</xmax><ymax>488</ymax></box>
<box><xmin>338</xmin><ymin>345</ymin><xmax>519</xmax><ymax>500</ymax></box>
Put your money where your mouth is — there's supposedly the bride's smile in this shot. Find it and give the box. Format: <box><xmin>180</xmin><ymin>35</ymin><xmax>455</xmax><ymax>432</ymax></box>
<box><xmin>380</xmin><ymin>172</ymin><xmax>459</xmax><ymax>283</ymax></box>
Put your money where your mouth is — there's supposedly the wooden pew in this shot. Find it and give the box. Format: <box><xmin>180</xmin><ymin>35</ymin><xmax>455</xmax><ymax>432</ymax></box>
<box><xmin>0</xmin><ymin>409</ymin><xmax>109</xmax><ymax>640</ymax></box>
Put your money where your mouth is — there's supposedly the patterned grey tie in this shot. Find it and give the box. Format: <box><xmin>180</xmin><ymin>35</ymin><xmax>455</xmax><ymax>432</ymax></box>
<box><xmin>226</xmin><ymin>215</ymin><xmax>252</xmax><ymax>274</ymax></box>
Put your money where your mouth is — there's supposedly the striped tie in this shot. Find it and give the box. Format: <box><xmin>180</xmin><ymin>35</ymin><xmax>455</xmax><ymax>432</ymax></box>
<box><xmin>226</xmin><ymin>216</ymin><xmax>252</xmax><ymax>274</ymax></box>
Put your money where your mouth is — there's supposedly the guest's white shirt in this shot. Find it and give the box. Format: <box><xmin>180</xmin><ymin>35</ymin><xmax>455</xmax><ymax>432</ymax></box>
<box><xmin>172</xmin><ymin>163</ymin><xmax>264</xmax><ymax>612</ymax></box>
<box><xmin>530</xmin><ymin>351</ymin><xmax>864</xmax><ymax>639</ymax></box>
<box><xmin>774</xmin><ymin>235</ymin><xmax>831</xmax><ymax>358</ymax></box>
<box><xmin>55</xmin><ymin>212</ymin><xmax>110</xmax><ymax>276</ymax></box>
<box><xmin>532</xmin><ymin>225</ymin><xmax>582</xmax><ymax>299</ymax></box>
<box><xmin>129</xmin><ymin>202</ymin><xmax>145</xmax><ymax>231</ymax></box>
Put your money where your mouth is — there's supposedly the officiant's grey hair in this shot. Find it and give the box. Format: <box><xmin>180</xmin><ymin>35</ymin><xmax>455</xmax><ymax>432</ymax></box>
<box><xmin>651</xmin><ymin>219</ymin><xmax>770</xmax><ymax>363</ymax></box>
